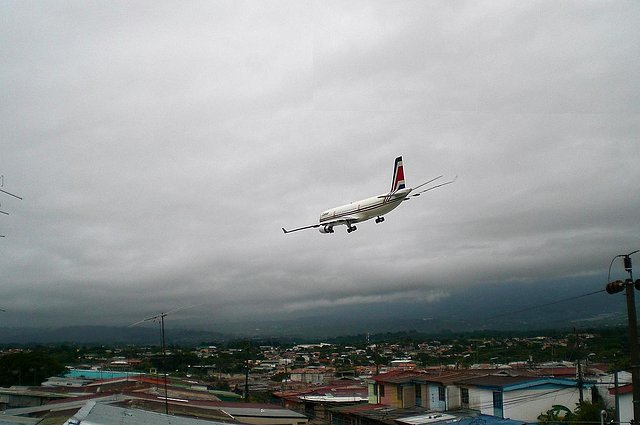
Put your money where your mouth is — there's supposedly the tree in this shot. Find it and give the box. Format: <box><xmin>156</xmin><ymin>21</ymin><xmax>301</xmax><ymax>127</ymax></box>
<box><xmin>0</xmin><ymin>351</ymin><xmax>65</xmax><ymax>386</ymax></box>
<box><xmin>570</xmin><ymin>400</ymin><xmax>608</xmax><ymax>425</ymax></box>
<box><xmin>538</xmin><ymin>405</ymin><xmax>574</xmax><ymax>425</ymax></box>
<box><xmin>538</xmin><ymin>401</ymin><xmax>608</xmax><ymax>425</ymax></box>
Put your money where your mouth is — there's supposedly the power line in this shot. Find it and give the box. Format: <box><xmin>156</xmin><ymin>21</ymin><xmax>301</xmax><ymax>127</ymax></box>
<box><xmin>485</xmin><ymin>289</ymin><xmax>606</xmax><ymax>321</ymax></box>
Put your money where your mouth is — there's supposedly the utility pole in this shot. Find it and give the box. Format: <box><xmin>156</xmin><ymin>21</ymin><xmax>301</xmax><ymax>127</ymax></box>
<box><xmin>244</xmin><ymin>358</ymin><xmax>250</xmax><ymax>402</ymax></box>
<box><xmin>160</xmin><ymin>313</ymin><xmax>168</xmax><ymax>415</ymax></box>
<box><xmin>574</xmin><ymin>328</ymin><xmax>584</xmax><ymax>402</ymax></box>
<box><xmin>606</xmin><ymin>250</ymin><xmax>640</xmax><ymax>423</ymax></box>
<box><xmin>615</xmin><ymin>371</ymin><xmax>621</xmax><ymax>425</ymax></box>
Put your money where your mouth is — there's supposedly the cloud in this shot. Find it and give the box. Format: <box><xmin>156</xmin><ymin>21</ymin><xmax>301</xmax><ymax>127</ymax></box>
<box><xmin>0</xmin><ymin>1</ymin><xmax>639</xmax><ymax>330</ymax></box>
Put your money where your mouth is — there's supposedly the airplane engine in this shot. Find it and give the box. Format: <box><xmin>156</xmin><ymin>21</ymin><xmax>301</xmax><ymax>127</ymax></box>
<box><xmin>319</xmin><ymin>225</ymin><xmax>334</xmax><ymax>234</ymax></box>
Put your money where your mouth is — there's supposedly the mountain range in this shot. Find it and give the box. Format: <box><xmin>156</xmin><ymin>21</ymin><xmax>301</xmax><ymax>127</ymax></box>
<box><xmin>0</xmin><ymin>277</ymin><xmax>628</xmax><ymax>345</ymax></box>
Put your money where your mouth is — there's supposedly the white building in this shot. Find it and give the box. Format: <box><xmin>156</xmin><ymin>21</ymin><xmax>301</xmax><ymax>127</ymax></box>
<box><xmin>610</xmin><ymin>383</ymin><xmax>633</xmax><ymax>425</ymax></box>
<box><xmin>458</xmin><ymin>375</ymin><xmax>592</xmax><ymax>423</ymax></box>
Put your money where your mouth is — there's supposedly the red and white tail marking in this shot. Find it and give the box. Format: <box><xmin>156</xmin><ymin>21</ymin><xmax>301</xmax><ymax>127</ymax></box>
<box><xmin>391</xmin><ymin>156</ymin><xmax>405</xmax><ymax>193</ymax></box>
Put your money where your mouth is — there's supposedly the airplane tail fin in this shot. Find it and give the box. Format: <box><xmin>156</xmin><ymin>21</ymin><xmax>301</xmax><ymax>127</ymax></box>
<box><xmin>390</xmin><ymin>156</ymin><xmax>405</xmax><ymax>193</ymax></box>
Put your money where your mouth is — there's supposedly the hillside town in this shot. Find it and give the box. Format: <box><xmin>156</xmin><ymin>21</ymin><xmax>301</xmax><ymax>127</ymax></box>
<box><xmin>0</xmin><ymin>331</ymin><xmax>634</xmax><ymax>425</ymax></box>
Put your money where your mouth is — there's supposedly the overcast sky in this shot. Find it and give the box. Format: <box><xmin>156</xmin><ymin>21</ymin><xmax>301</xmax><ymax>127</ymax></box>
<box><xmin>1</xmin><ymin>1</ymin><xmax>639</xmax><ymax>330</ymax></box>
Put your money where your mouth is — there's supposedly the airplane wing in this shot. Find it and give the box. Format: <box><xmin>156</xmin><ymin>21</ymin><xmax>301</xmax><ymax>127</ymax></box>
<box><xmin>379</xmin><ymin>176</ymin><xmax>445</xmax><ymax>199</ymax></box>
<box><xmin>282</xmin><ymin>217</ymin><xmax>358</xmax><ymax>234</ymax></box>
<box><xmin>412</xmin><ymin>175</ymin><xmax>443</xmax><ymax>191</ymax></box>
<box><xmin>410</xmin><ymin>175</ymin><xmax>457</xmax><ymax>197</ymax></box>
<box><xmin>282</xmin><ymin>224</ymin><xmax>320</xmax><ymax>234</ymax></box>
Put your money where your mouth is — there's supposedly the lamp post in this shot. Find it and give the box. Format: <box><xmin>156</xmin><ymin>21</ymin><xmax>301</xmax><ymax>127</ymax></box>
<box><xmin>606</xmin><ymin>250</ymin><xmax>640</xmax><ymax>423</ymax></box>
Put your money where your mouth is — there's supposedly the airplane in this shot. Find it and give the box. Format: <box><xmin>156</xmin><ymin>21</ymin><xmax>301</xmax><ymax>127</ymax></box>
<box><xmin>282</xmin><ymin>156</ymin><xmax>456</xmax><ymax>234</ymax></box>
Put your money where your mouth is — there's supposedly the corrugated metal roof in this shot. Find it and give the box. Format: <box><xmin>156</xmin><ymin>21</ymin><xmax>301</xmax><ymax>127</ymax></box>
<box><xmin>374</xmin><ymin>370</ymin><xmax>482</xmax><ymax>385</ymax></box>
<box><xmin>373</xmin><ymin>371</ymin><xmax>427</xmax><ymax>384</ymax></box>
<box><xmin>397</xmin><ymin>413</ymin><xmax>457</xmax><ymax>424</ymax></box>
<box><xmin>456</xmin><ymin>375</ymin><xmax>540</xmax><ymax>388</ymax></box>
<box><xmin>71</xmin><ymin>401</ymin><xmax>232</xmax><ymax>425</ymax></box>
<box><xmin>0</xmin><ymin>416</ymin><xmax>40</xmax><ymax>425</ymax></box>
<box><xmin>220</xmin><ymin>406</ymin><xmax>307</xmax><ymax>419</ymax></box>
<box><xmin>456</xmin><ymin>375</ymin><xmax>585</xmax><ymax>391</ymax></box>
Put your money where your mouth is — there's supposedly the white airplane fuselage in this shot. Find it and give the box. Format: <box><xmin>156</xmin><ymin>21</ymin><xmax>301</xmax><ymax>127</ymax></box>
<box><xmin>319</xmin><ymin>188</ymin><xmax>412</xmax><ymax>229</ymax></box>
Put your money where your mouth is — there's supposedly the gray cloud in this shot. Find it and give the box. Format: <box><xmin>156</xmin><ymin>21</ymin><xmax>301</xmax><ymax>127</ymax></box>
<box><xmin>1</xmin><ymin>0</ymin><xmax>639</xmax><ymax>330</ymax></box>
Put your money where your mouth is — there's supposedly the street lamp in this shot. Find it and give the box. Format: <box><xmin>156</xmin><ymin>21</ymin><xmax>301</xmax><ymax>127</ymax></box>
<box><xmin>606</xmin><ymin>250</ymin><xmax>640</xmax><ymax>423</ymax></box>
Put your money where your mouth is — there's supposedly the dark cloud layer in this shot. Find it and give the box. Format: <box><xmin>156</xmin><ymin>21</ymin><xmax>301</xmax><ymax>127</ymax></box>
<box><xmin>1</xmin><ymin>1</ymin><xmax>639</xmax><ymax>330</ymax></box>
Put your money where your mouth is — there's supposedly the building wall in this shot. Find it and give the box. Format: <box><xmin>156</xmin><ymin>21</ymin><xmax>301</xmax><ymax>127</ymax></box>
<box><xmin>618</xmin><ymin>392</ymin><xmax>632</xmax><ymax>425</ymax></box>
<box><xmin>468</xmin><ymin>388</ymin><xmax>494</xmax><ymax>417</ymax></box>
<box><xmin>378</xmin><ymin>383</ymin><xmax>402</xmax><ymax>408</ymax></box>
<box><xmin>504</xmin><ymin>387</ymin><xmax>590</xmax><ymax>422</ymax></box>
<box><xmin>0</xmin><ymin>393</ymin><xmax>52</xmax><ymax>409</ymax></box>
<box><xmin>290</xmin><ymin>372</ymin><xmax>325</xmax><ymax>384</ymax></box>
<box><xmin>469</xmin><ymin>386</ymin><xmax>590</xmax><ymax>422</ymax></box>
<box><xmin>596</xmin><ymin>372</ymin><xmax>632</xmax><ymax>410</ymax></box>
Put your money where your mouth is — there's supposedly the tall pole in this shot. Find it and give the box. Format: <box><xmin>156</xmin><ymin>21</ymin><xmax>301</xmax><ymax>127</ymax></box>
<box><xmin>623</xmin><ymin>254</ymin><xmax>640</xmax><ymax>424</ymax></box>
<box><xmin>575</xmin><ymin>328</ymin><xmax>584</xmax><ymax>402</ymax></box>
<box><xmin>615</xmin><ymin>371</ymin><xmax>621</xmax><ymax>425</ymax></box>
<box><xmin>244</xmin><ymin>358</ymin><xmax>250</xmax><ymax>402</ymax></box>
<box><xmin>161</xmin><ymin>313</ymin><xmax>169</xmax><ymax>415</ymax></box>
<box><xmin>607</xmin><ymin>251</ymin><xmax>640</xmax><ymax>424</ymax></box>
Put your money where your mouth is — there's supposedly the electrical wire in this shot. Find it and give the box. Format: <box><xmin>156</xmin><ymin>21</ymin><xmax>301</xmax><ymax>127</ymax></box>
<box><xmin>484</xmin><ymin>289</ymin><xmax>606</xmax><ymax>321</ymax></box>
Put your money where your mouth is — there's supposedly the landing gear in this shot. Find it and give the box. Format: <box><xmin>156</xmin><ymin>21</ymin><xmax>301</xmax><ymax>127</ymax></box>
<box><xmin>346</xmin><ymin>224</ymin><xmax>357</xmax><ymax>233</ymax></box>
<box><xmin>375</xmin><ymin>216</ymin><xmax>385</xmax><ymax>224</ymax></box>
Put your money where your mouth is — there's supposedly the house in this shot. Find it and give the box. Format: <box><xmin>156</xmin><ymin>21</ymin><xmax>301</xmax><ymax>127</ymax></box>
<box><xmin>329</xmin><ymin>403</ymin><xmax>527</xmax><ymax>425</ymax></box>
<box><xmin>369</xmin><ymin>370</ymin><xmax>427</xmax><ymax>408</ymax></box>
<box><xmin>1</xmin><ymin>377</ymin><xmax>308</xmax><ymax>425</ymax></box>
<box><xmin>273</xmin><ymin>381</ymin><xmax>368</xmax><ymax>424</ymax></box>
<box><xmin>289</xmin><ymin>367</ymin><xmax>332</xmax><ymax>384</ymax></box>
<box><xmin>368</xmin><ymin>370</ymin><xmax>480</xmax><ymax>410</ymax></box>
<box><xmin>456</xmin><ymin>375</ymin><xmax>592</xmax><ymax>422</ymax></box>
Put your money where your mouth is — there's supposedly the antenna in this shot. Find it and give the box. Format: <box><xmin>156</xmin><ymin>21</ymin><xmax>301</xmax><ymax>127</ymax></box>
<box><xmin>1</xmin><ymin>175</ymin><xmax>23</xmax><ymax>238</ymax></box>
<box><xmin>0</xmin><ymin>188</ymin><xmax>22</xmax><ymax>200</ymax></box>
<box><xmin>130</xmin><ymin>304</ymin><xmax>202</xmax><ymax>414</ymax></box>
<box><xmin>131</xmin><ymin>312</ymin><xmax>170</xmax><ymax>414</ymax></box>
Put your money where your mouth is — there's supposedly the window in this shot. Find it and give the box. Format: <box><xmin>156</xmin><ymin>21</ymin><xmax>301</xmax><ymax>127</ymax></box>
<box><xmin>461</xmin><ymin>388</ymin><xmax>469</xmax><ymax>406</ymax></box>
<box><xmin>379</xmin><ymin>384</ymin><xmax>385</xmax><ymax>397</ymax></box>
<box><xmin>438</xmin><ymin>386</ymin><xmax>446</xmax><ymax>402</ymax></box>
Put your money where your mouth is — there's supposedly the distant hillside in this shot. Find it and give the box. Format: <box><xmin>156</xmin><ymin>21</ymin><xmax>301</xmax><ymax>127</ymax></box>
<box><xmin>215</xmin><ymin>276</ymin><xmax>625</xmax><ymax>338</ymax></box>
<box><xmin>0</xmin><ymin>277</ymin><xmax>625</xmax><ymax>344</ymax></box>
<box><xmin>0</xmin><ymin>326</ymin><xmax>227</xmax><ymax>345</ymax></box>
